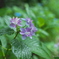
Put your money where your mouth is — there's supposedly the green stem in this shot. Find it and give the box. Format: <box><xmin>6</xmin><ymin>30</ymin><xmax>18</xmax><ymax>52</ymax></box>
<box><xmin>2</xmin><ymin>48</ymin><xmax>6</xmax><ymax>59</ymax></box>
<box><xmin>14</xmin><ymin>30</ymin><xmax>20</xmax><ymax>39</ymax></box>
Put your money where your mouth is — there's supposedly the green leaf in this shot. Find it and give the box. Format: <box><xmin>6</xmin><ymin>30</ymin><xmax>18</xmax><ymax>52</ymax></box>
<box><xmin>25</xmin><ymin>4</ymin><xmax>30</xmax><ymax>17</ymax></box>
<box><xmin>11</xmin><ymin>39</ymin><xmax>31</xmax><ymax>59</ymax></box>
<box><xmin>0</xmin><ymin>36</ymin><xmax>7</xmax><ymax>49</ymax></box>
<box><xmin>41</xmin><ymin>42</ymin><xmax>54</xmax><ymax>59</ymax></box>
<box><xmin>33</xmin><ymin>55</ymin><xmax>38</xmax><ymax>59</ymax></box>
<box><xmin>0</xmin><ymin>17</ymin><xmax>5</xmax><ymax>28</ymax></box>
<box><xmin>0</xmin><ymin>28</ymin><xmax>14</xmax><ymax>36</ymax></box>
<box><xmin>38</xmin><ymin>17</ymin><xmax>45</xmax><ymax>27</ymax></box>
<box><xmin>39</xmin><ymin>29</ymin><xmax>49</xmax><ymax>36</ymax></box>
<box><xmin>5</xmin><ymin>50</ymin><xmax>17</xmax><ymax>59</ymax></box>
<box><xmin>0</xmin><ymin>36</ymin><xmax>7</xmax><ymax>59</ymax></box>
<box><xmin>3</xmin><ymin>16</ymin><xmax>11</xmax><ymax>26</ymax></box>
<box><xmin>24</xmin><ymin>36</ymin><xmax>54</xmax><ymax>59</ymax></box>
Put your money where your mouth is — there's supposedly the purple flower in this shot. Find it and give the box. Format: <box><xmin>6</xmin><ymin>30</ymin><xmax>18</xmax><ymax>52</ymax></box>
<box><xmin>26</xmin><ymin>18</ymin><xmax>33</xmax><ymax>27</ymax></box>
<box><xmin>20</xmin><ymin>28</ymin><xmax>31</xmax><ymax>39</ymax></box>
<box><xmin>26</xmin><ymin>18</ymin><xmax>33</xmax><ymax>23</ymax></box>
<box><xmin>10</xmin><ymin>17</ymin><xmax>37</xmax><ymax>39</ymax></box>
<box><xmin>31</xmin><ymin>26</ymin><xmax>37</xmax><ymax>33</ymax></box>
<box><xmin>19</xmin><ymin>18</ymin><xmax>37</xmax><ymax>39</ymax></box>
<box><xmin>20</xmin><ymin>28</ymin><xmax>32</xmax><ymax>39</ymax></box>
<box><xmin>20</xmin><ymin>27</ymin><xmax>37</xmax><ymax>39</ymax></box>
<box><xmin>10</xmin><ymin>17</ymin><xmax>21</xmax><ymax>28</ymax></box>
<box><xmin>26</xmin><ymin>18</ymin><xmax>37</xmax><ymax>32</ymax></box>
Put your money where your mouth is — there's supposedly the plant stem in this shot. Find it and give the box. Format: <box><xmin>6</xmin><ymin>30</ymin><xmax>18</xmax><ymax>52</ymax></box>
<box><xmin>14</xmin><ymin>30</ymin><xmax>20</xmax><ymax>39</ymax></box>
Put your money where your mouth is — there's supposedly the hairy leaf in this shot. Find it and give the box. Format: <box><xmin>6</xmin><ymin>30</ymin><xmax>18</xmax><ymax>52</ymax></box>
<box><xmin>24</xmin><ymin>36</ymin><xmax>54</xmax><ymax>59</ymax></box>
<box><xmin>0</xmin><ymin>28</ymin><xmax>14</xmax><ymax>36</ymax></box>
<box><xmin>11</xmin><ymin>39</ymin><xmax>31</xmax><ymax>59</ymax></box>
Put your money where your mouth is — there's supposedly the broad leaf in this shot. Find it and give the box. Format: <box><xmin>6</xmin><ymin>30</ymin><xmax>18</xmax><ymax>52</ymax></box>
<box><xmin>24</xmin><ymin>36</ymin><xmax>54</xmax><ymax>59</ymax></box>
<box><xmin>11</xmin><ymin>39</ymin><xmax>31</xmax><ymax>59</ymax></box>
<box><xmin>0</xmin><ymin>28</ymin><xmax>14</xmax><ymax>36</ymax></box>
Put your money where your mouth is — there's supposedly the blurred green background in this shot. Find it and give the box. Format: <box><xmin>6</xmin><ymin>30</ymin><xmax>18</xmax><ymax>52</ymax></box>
<box><xmin>0</xmin><ymin>0</ymin><xmax>59</xmax><ymax>59</ymax></box>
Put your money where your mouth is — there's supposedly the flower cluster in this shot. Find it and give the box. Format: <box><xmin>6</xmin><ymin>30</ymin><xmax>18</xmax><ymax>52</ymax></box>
<box><xmin>10</xmin><ymin>17</ymin><xmax>37</xmax><ymax>39</ymax></box>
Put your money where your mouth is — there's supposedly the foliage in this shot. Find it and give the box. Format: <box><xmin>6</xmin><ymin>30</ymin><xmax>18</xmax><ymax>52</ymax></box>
<box><xmin>22</xmin><ymin>4</ymin><xmax>59</xmax><ymax>41</ymax></box>
<box><xmin>0</xmin><ymin>3</ymin><xmax>59</xmax><ymax>59</ymax></box>
<box><xmin>0</xmin><ymin>16</ymin><xmax>55</xmax><ymax>59</ymax></box>
<box><xmin>42</xmin><ymin>0</ymin><xmax>59</xmax><ymax>18</ymax></box>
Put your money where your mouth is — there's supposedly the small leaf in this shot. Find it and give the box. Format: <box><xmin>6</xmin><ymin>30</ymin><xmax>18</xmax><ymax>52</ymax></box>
<box><xmin>3</xmin><ymin>16</ymin><xmax>11</xmax><ymax>26</ymax></box>
<box><xmin>38</xmin><ymin>17</ymin><xmax>45</xmax><ymax>27</ymax></box>
<box><xmin>0</xmin><ymin>36</ymin><xmax>7</xmax><ymax>48</ymax></box>
<box><xmin>0</xmin><ymin>36</ymin><xmax>7</xmax><ymax>59</ymax></box>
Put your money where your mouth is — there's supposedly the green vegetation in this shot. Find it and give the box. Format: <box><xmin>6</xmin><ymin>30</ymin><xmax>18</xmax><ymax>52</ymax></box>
<box><xmin>0</xmin><ymin>0</ymin><xmax>59</xmax><ymax>59</ymax></box>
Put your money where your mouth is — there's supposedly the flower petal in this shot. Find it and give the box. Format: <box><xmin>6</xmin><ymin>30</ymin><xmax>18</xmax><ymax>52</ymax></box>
<box><xmin>22</xmin><ymin>35</ymin><xmax>27</xmax><ymax>40</ymax></box>
<box><xmin>26</xmin><ymin>28</ymin><xmax>31</xmax><ymax>32</ymax></box>
<box><xmin>17</xmin><ymin>20</ymin><xmax>21</xmax><ymax>26</ymax></box>
<box><xmin>10</xmin><ymin>23</ymin><xmax>16</xmax><ymax>28</ymax></box>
